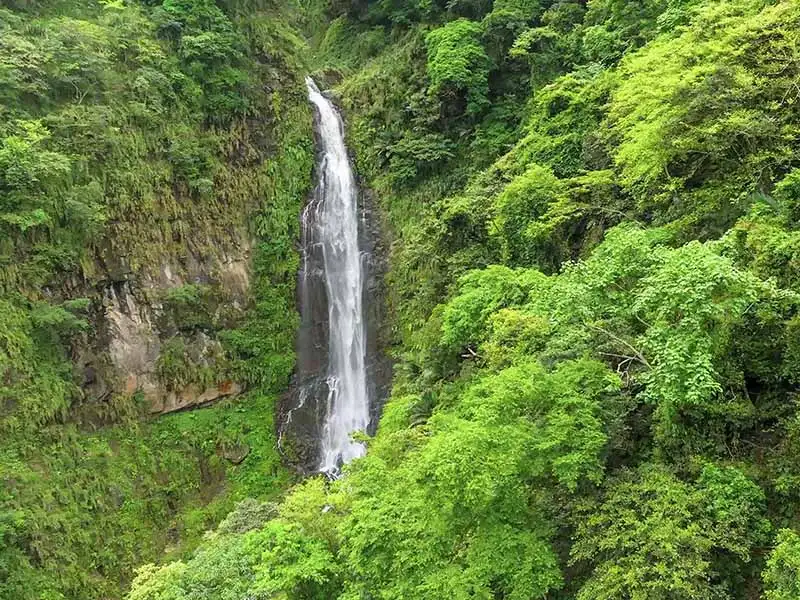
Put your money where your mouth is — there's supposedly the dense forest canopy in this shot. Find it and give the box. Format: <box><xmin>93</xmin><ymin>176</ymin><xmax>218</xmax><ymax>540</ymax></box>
<box><xmin>4</xmin><ymin>0</ymin><xmax>800</xmax><ymax>598</ymax></box>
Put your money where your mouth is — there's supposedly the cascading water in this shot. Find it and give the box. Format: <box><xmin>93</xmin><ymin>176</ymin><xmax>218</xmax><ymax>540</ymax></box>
<box><xmin>303</xmin><ymin>77</ymin><xmax>370</xmax><ymax>476</ymax></box>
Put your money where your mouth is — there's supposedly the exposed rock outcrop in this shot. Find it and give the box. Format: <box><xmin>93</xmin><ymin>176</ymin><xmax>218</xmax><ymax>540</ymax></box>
<box><xmin>78</xmin><ymin>237</ymin><xmax>253</xmax><ymax>415</ymax></box>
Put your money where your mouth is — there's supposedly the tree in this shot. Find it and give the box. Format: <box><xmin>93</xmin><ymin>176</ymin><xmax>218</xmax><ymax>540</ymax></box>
<box><xmin>426</xmin><ymin>19</ymin><xmax>490</xmax><ymax>115</ymax></box>
<box><xmin>573</xmin><ymin>465</ymin><xmax>770</xmax><ymax>600</ymax></box>
<box><xmin>764</xmin><ymin>530</ymin><xmax>800</xmax><ymax>600</ymax></box>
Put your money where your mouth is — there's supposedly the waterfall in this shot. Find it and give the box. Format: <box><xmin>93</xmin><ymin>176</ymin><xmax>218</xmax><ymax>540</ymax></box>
<box><xmin>304</xmin><ymin>77</ymin><xmax>369</xmax><ymax>477</ymax></box>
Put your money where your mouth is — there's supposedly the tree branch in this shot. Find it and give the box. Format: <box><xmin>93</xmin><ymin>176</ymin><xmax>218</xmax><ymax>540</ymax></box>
<box><xmin>589</xmin><ymin>324</ymin><xmax>651</xmax><ymax>369</ymax></box>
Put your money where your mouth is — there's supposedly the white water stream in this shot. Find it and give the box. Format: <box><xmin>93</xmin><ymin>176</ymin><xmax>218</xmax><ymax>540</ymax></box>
<box><xmin>305</xmin><ymin>78</ymin><xmax>369</xmax><ymax>476</ymax></box>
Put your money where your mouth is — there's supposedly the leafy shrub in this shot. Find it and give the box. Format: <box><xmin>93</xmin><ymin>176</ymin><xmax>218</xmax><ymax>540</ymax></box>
<box><xmin>764</xmin><ymin>529</ymin><xmax>800</xmax><ymax>600</ymax></box>
<box><xmin>573</xmin><ymin>464</ymin><xmax>769</xmax><ymax>600</ymax></box>
<box><xmin>425</xmin><ymin>19</ymin><xmax>490</xmax><ymax>115</ymax></box>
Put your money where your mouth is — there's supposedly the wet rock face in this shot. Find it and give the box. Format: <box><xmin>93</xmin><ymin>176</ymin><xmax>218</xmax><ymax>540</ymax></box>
<box><xmin>104</xmin><ymin>281</ymin><xmax>161</xmax><ymax>403</ymax></box>
<box><xmin>153</xmin><ymin>380</ymin><xmax>243</xmax><ymax>414</ymax></box>
<box><xmin>222</xmin><ymin>442</ymin><xmax>251</xmax><ymax>465</ymax></box>
<box><xmin>279</xmin><ymin>183</ymin><xmax>331</xmax><ymax>468</ymax></box>
<box><xmin>360</xmin><ymin>187</ymin><xmax>393</xmax><ymax>435</ymax></box>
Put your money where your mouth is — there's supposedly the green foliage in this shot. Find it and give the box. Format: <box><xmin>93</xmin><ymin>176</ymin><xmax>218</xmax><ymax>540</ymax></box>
<box><xmin>425</xmin><ymin>224</ymin><xmax>791</xmax><ymax>456</ymax></box>
<box><xmin>0</xmin><ymin>121</ymin><xmax>103</xmax><ymax>289</ymax></box>
<box><xmin>130</xmin><ymin>356</ymin><xmax>620</xmax><ymax>599</ymax></box>
<box><xmin>440</xmin><ymin>265</ymin><xmax>545</xmax><ymax>352</ymax></box>
<box><xmin>131</xmin><ymin>0</ymin><xmax>800</xmax><ymax>597</ymax></box>
<box><xmin>154</xmin><ymin>0</ymin><xmax>254</xmax><ymax>120</ymax></box>
<box><xmin>634</xmin><ymin>242</ymin><xmax>763</xmax><ymax>439</ymax></box>
<box><xmin>608</xmin><ymin>0</ymin><xmax>800</xmax><ymax>233</ymax></box>
<box><xmin>0</xmin><ymin>296</ymin><xmax>76</xmax><ymax>435</ymax></box>
<box><xmin>425</xmin><ymin>19</ymin><xmax>490</xmax><ymax>115</ymax></box>
<box><xmin>573</xmin><ymin>464</ymin><xmax>769</xmax><ymax>599</ymax></box>
<box><xmin>508</xmin><ymin>0</ymin><xmax>586</xmax><ymax>83</ymax></box>
<box><xmin>386</xmin><ymin>130</ymin><xmax>455</xmax><ymax>187</ymax></box>
<box><xmin>155</xmin><ymin>336</ymin><xmax>219</xmax><ymax>391</ymax></box>
<box><xmin>127</xmin><ymin>480</ymin><xmax>341</xmax><ymax>600</ymax></box>
<box><xmin>317</xmin><ymin>16</ymin><xmax>388</xmax><ymax>71</ymax></box>
<box><xmin>3</xmin><ymin>392</ymin><xmax>291</xmax><ymax>600</ymax></box>
<box><xmin>490</xmin><ymin>163</ymin><xmax>564</xmax><ymax>265</ymax></box>
<box><xmin>764</xmin><ymin>529</ymin><xmax>800</xmax><ymax>600</ymax></box>
<box><xmin>581</xmin><ymin>0</ymin><xmax>701</xmax><ymax>64</ymax></box>
<box><xmin>0</xmin><ymin>0</ymin><xmax>313</xmax><ymax>596</ymax></box>
<box><xmin>220</xmin><ymin>99</ymin><xmax>313</xmax><ymax>391</ymax></box>
<box><xmin>160</xmin><ymin>284</ymin><xmax>217</xmax><ymax>331</ymax></box>
<box><xmin>517</xmin><ymin>65</ymin><xmax>616</xmax><ymax>177</ymax></box>
<box><xmin>13</xmin><ymin>0</ymin><xmax>800</xmax><ymax>597</ymax></box>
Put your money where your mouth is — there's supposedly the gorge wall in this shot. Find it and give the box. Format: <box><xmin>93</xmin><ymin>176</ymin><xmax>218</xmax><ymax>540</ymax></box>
<box><xmin>0</xmin><ymin>2</ymin><xmax>314</xmax><ymax>598</ymax></box>
<box><xmin>82</xmin><ymin>233</ymin><xmax>251</xmax><ymax>416</ymax></box>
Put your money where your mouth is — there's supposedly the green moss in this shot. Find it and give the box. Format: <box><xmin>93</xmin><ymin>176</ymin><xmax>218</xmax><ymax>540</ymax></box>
<box><xmin>155</xmin><ymin>337</ymin><xmax>219</xmax><ymax>392</ymax></box>
<box><xmin>160</xmin><ymin>284</ymin><xmax>218</xmax><ymax>332</ymax></box>
<box><xmin>1</xmin><ymin>393</ymin><xmax>292</xmax><ymax>600</ymax></box>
